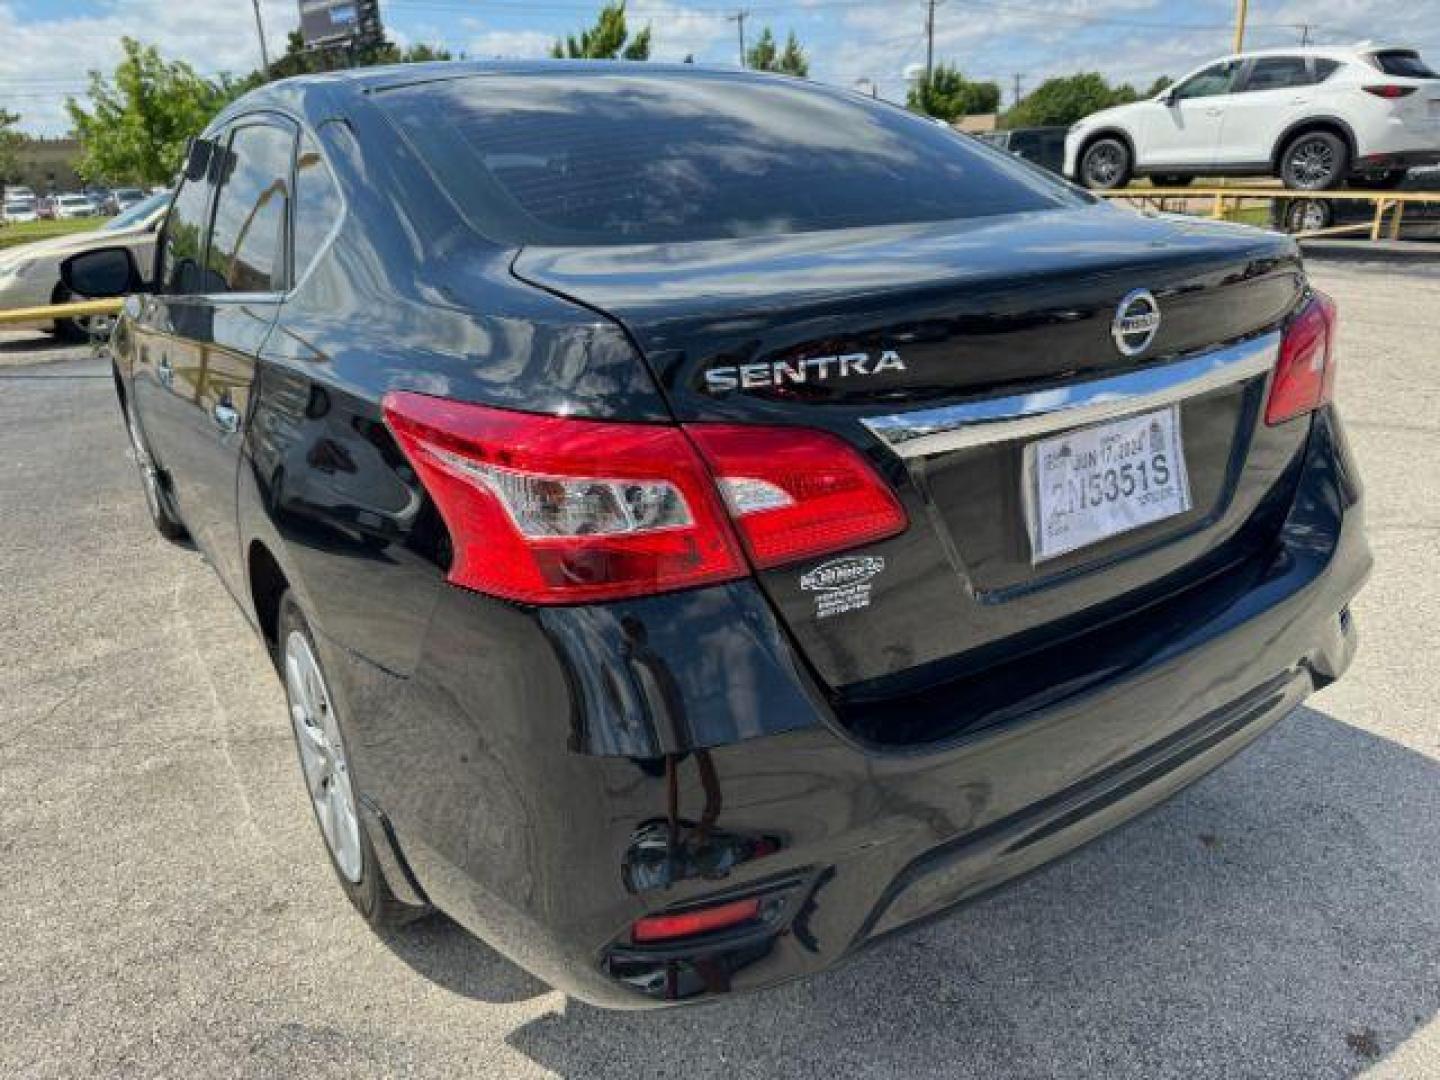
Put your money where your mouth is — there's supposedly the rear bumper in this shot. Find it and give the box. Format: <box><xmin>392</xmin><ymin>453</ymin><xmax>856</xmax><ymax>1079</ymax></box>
<box><xmin>325</xmin><ymin>406</ymin><xmax>1367</xmax><ymax>1009</ymax></box>
<box><xmin>1356</xmin><ymin>119</ymin><xmax>1440</xmax><ymax>164</ymax></box>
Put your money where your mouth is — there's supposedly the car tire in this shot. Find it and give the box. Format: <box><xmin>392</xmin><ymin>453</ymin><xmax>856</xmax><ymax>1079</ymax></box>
<box><xmin>51</xmin><ymin>285</ymin><xmax>107</xmax><ymax>343</ymax></box>
<box><xmin>1279</xmin><ymin>131</ymin><xmax>1349</xmax><ymax>191</ymax></box>
<box><xmin>1150</xmin><ymin>174</ymin><xmax>1194</xmax><ymax>188</ymax></box>
<box><xmin>277</xmin><ymin>592</ymin><xmax>431</xmax><ymax>930</ymax></box>
<box><xmin>121</xmin><ymin>393</ymin><xmax>189</xmax><ymax>544</ymax></box>
<box><xmin>1272</xmin><ymin>198</ymin><xmax>1334</xmax><ymax>235</ymax></box>
<box><xmin>1080</xmin><ymin>137</ymin><xmax>1133</xmax><ymax>190</ymax></box>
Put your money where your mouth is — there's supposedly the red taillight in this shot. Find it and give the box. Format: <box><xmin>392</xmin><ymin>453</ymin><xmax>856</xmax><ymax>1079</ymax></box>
<box><xmin>1266</xmin><ymin>291</ymin><xmax>1338</xmax><ymax>426</ymax></box>
<box><xmin>684</xmin><ymin>425</ymin><xmax>907</xmax><ymax>569</ymax></box>
<box><xmin>383</xmin><ymin>394</ymin><xmax>907</xmax><ymax>603</ymax></box>
<box><xmin>1363</xmin><ymin>84</ymin><xmax>1417</xmax><ymax>98</ymax></box>
<box><xmin>382</xmin><ymin>392</ymin><xmax>747</xmax><ymax>604</ymax></box>
<box><xmin>631</xmin><ymin>897</ymin><xmax>762</xmax><ymax>943</ymax></box>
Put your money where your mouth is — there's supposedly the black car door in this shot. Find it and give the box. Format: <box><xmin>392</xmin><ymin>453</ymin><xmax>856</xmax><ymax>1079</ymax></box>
<box><xmin>132</xmin><ymin>115</ymin><xmax>297</xmax><ymax>597</ymax></box>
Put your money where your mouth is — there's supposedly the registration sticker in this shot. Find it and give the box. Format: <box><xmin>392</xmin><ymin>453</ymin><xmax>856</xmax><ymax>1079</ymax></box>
<box><xmin>1025</xmin><ymin>405</ymin><xmax>1191</xmax><ymax>563</ymax></box>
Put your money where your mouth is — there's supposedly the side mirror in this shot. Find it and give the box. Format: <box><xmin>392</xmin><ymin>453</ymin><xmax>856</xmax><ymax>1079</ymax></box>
<box><xmin>59</xmin><ymin>246</ymin><xmax>147</xmax><ymax>299</ymax></box>
<box><xmin>1159</xmin><ymin>89</ymin><xmax>1178</xmax><ymax>107</ymax></box>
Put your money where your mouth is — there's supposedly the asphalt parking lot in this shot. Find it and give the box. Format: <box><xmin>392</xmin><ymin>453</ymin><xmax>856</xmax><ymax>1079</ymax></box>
<box><xmin>2</xmin><ymin>255</ymin><xmax>1438</xmax><ymax>1079</ymax></box>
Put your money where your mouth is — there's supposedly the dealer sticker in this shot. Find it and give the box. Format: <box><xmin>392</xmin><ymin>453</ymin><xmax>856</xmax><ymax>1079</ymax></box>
<box><xmin>800</xmin><ymin>556</ymin><xmax>885</xmax><ymax>619</ymax></box>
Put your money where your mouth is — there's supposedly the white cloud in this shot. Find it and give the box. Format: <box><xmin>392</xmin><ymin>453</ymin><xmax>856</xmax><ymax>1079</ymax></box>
<box><xmin>0</xmin><ymin>0</ymin><xmax>298</xmax><ymax>135</ymax></box>
<box><xmin>464</xmin><ymin>28</ymin><xmax>555</xmax><ymax>60</ymax></box>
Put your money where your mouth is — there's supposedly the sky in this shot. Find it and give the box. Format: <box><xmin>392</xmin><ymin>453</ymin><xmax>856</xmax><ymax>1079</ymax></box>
<box><xmin>2</xmin><ymin>0</ymin><xmax>1439</xmax><ymax>135</ymax></box>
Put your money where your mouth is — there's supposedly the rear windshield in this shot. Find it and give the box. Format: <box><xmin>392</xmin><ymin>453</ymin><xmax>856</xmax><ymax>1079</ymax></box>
<box><xmin>377</xmin><ymin>71</ymin><xmax>1084</xmax><ymax>246</ymax></box>
<box><xmin>1371</xmin><ymin>51</ymin><xmax>1438</xmax><ymax>78</ymax></box>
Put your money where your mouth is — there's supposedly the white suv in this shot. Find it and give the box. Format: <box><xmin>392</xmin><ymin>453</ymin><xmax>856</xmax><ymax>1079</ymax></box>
<box><xmin>1066</xmin><ymin>44</ymin><xmax>1440</xmax><ymax>190</ymax></box>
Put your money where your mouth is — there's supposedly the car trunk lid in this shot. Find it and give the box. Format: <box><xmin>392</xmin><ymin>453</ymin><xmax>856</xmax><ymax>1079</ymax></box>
<box><xmin>512</xmin><ymin>206</ymin><xmax>1311</xmax><ymax>733</ymax></box>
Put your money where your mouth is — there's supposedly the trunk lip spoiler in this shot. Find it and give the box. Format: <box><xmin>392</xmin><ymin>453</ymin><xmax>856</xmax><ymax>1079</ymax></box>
<box><xmin>862</xmin><ymin>332</ymin><xmax>1280</xmax><ymax>459</ymax></box>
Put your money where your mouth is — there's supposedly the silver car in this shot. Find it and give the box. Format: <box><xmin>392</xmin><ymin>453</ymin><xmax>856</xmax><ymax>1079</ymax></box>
<box><xmin>0</xmin><ymin>190</ymin><xmax>169</xmax><ymax>339</ymax></box>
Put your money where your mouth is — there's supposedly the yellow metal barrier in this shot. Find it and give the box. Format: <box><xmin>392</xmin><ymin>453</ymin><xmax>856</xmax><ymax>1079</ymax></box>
<box><xmin>1100</xmin><ymin>186</ymin><xmax>1440</xmax><ymax>242</ymax></box>
<box><xmin>0</xmin><ymin>298</ymin><xmax>124</xmax><ymax>325</ymax></box>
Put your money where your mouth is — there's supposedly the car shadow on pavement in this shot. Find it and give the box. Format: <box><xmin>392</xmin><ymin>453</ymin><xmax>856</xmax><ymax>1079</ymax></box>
<box><xmin>376</xmin><ymin>914</ymin><xmax>551</xmax><ymax>1005</ymax></box>
<box><xmin>491</xmin><ymin>706</ymin><xmax>1439</xmax><ymax>1079</ymax></box>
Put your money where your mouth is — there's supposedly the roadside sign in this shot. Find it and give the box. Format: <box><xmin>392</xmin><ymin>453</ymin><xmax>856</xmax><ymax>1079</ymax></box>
<box><xmin>298</xmin><ymin>0</ymin><xmax>379</xmax><ymax>49</ymax></box>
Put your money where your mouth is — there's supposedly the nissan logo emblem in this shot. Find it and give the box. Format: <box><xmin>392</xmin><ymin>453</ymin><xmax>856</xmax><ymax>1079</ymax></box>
<box><xmin>1112</xmin><ymin>289</ymin><xmax>1162</xmax><ymax>357</ymax></box>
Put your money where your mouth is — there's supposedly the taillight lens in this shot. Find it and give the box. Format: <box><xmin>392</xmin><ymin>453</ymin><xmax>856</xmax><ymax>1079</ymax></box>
<box><xmin>1363</xmin><ymin>84</ymin><xmax>1417</xmax><ymax>98</ymax></box>
<box><xmin>382</xmin><ymin>392</ymin><xmax>746</xmax><ymax>603</ymax></box>
<box><xmin>383</xmin><ymin>394</ymin><xmax>907</xmax><ymax>603</ymax></box>
<box><xmin>1266</xmin><ymin>291</ymin><xmax>1338</xmax><ymax>426</ymax></box>
<box><xmin>685</xmin><ymin>424</ymin><xmax>907</xmax><ymax>569</ymax></box>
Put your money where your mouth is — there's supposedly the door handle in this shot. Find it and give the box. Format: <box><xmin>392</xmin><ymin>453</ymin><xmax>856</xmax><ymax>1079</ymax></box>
<box><xmin>212</xmin><ymin>400</ymin><xmax>241</xmax><ymax>435</ymax></box>
<box><xmin>1205</xmin><ymin>107</ymin><xmax>1223</xmax><ymax>116</ymax></box>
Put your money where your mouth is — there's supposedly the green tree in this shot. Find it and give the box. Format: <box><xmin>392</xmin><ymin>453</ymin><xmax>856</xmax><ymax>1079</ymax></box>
<box><xmin>907</xmin><ymin>64</ymin><xmax>1001</xmax><ymax>121</ymax></box>
<box><xmin>1002</xmin><ymin>72</ymin><xmax>1135</xmax><ymax>128</ymax></box>
<box><xmin>1146</xmin><ymin>75</ymin><xmax>1174</xmax><ymax>97</ymax></box>
<box><xmin>265</xmin><ymin>29</ymin><xmax>450</xmax><ymax>79</ymax></box>
<box><xmin>65</xmin><ymin>38</ymin><xmax>233</xmax><ymax>185</ymax></box>
<box><xmin>551</xmin><ymin>2</ymin><xmax>651</xmax><ymax>60</ymax></box>
<box><xmin>746</xmin><ymin>27</ymin><xmax>809</xmax><ymax>77</ymax></box>
<box><xmin>0</xmin><ymin>108</ymin><xmax>23</xmax><ymax>183</ymax></box>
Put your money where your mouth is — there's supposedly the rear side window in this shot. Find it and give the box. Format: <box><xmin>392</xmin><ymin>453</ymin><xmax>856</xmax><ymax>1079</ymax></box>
<box><xmin>206</xmin><ymin>121</ymin><xmax>294</xmax><ymax>293</ymax></box>
<box><xmin>1372</xmin><ymin>51</ymin><xmax>1438</xmax><ymax>78</ymax></box>
<box><xmin>160</xmin><ymin>177</ymin><xmax>211</xmax><ymax>295</ymax></box>
<box><xmin>292</xmin><ymin>131</ymin><xmax>343</xmax><ymax>281</ymax></box>
<box><xmin>378</xmin><ymin>72</ymin><xmax>1082</xmax><ymax>246</ymax></box>
<box><xmin>1244</xmin><ymin>57</ymin><xmax>1312</xmax><ymax>92</ymax></box>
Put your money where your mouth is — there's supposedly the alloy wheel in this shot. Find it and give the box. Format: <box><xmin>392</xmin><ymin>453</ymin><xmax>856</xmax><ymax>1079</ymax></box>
<box><xmin>1289</xmin><ymin>139</ymin><xmax>1337</xmax><ymax>189</ymax></box>
<box><xmin>125</xmin><ymin>403</ymin><xmax>163</xmax><ymax>521</ymax></box>
<box><xmin>1086</xmin><ymin>144</ymin><xmax>1123</xmax><ymax>187</ymax></box>
<box><xmin>284</xmin><ymin>630</ymin><xmax>363</xmax><ymax>883</ymax></box>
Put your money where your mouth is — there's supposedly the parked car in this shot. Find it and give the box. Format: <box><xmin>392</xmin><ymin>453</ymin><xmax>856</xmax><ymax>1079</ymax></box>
<box><xmin>53</xmin><ymin>193</ymin><xmax>100</xmax><ymax>219</ymax></box>
<box><xmin>0</xmin><ymin>189</ymin><xmax>168</xmax><ymax>338</ymax></box>
<box><xmin>34</xmin><ymin>195</ymin><xmax>56</xmax><ymax>220</ymax></box>
<box><xmin>1067</xmin><ymin>44</ymin><xmax>1440</xmax><ymax>190</ymax></box>
<box><xmin>979</xmin><ymin>126</ymin><xmax>1068</xmax><ymax>174</ymax></box>
<box><xmin>105</xmin><ymin>187</ymin><xmax>148</xmax><ymax>215</ymax></box>
<box><xmin>2</xmin><ymin>197</ymin><xmax>39</xmax><ymax>224</ymax></box>
<box><xmin>64</xmin><ymin>63</ymin><xmax>1367</xmax><ymax>1009</ymax></box>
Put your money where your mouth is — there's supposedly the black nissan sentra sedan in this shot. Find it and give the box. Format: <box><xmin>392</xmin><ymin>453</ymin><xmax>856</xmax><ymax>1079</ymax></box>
<box><xmin>63</xmin><ymin>62</ymin><xmax>1369</xmax><ymax>1007</ymax></box>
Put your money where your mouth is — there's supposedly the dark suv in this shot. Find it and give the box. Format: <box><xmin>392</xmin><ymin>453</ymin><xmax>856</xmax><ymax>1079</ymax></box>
<box><xmin>65</xmin><ymin>63</ymin><xmax>1368</xmax><ymax>1008</ymax></box>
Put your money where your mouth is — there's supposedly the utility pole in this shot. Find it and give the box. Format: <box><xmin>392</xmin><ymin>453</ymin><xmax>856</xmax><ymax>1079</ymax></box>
<box><xmin>250</xmin><ymin>0</ymin><xmax>271</xmax><ymax>79</ymax></box>
<box><xmin>730</xmin><ymin>9</ymin><xmax>750</xmax><ymax>68</ymax></box>
<box><xmin>924</xmin><ymin>0</ymin><xmax>937</xmax><ymax>81</ymax></box>
<box><xmin>1232</xmin><ymin>0</ymin><xmax>1248</xmax><ymax>53</ymax></box>
<box><xmin>1012</xmin><ymin>73</ymin><xmax>1024</xmax><ymax>108</ymax></box>
<box><xmin>1299</xmin><ymin>23</ymin><xmax>1313</xmax><ymax>46</ymax></box>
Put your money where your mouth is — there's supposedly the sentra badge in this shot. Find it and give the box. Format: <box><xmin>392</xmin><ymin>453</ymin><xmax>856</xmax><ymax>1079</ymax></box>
<box><xmin>704</xmin><ymin>350</ymin><xmax>906</xmax><ymax>393</ymax></box>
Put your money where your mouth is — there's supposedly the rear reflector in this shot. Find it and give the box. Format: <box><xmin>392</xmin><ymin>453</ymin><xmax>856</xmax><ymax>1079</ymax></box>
<box><xmin>632</xmin><ymin>897</ymin><xmax>762</xmax><ymax>943</ymax></box>
<box><xmin>685</xmin><ymin>425</ymin><xmax>907</xmax><ymax>568</ymax></box>
<box><xmin>382</xmin><ymin>393</ymin><xmax>746</xmax><ymax>604</ymax></box>
<box><xmin>1265</xmin><ymin>291</ymin><xmax>1338</xmax><ymax>426</ymax></box>
<box><xmin>1363</xmin><ymin>85</ymin><xmax>1417</xmax><ymax>98</ymax></box>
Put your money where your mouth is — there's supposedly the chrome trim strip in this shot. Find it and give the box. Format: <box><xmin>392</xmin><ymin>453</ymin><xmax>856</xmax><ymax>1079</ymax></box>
<box><xmin>862</xmin><ymin>332</ymin><xmax>1280</xmax><ymax>459</ymax></box>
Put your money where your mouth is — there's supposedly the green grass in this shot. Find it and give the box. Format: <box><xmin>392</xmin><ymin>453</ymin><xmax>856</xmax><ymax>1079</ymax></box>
<box><xmin>0</xmin><ymin>217</ymin><xmax>104</xmax><ymax>251</ymax></box>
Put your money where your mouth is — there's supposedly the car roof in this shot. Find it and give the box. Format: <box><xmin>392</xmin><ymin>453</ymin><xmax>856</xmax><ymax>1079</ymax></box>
<box><xmin>1212</xmin><ymin>43</ymin><xmax>1423</xmax><ymax>63</ymax></box>
<box><xmin>213</xmin><ymin>60</ymin><xmax>794</xmax><ymax>125</ymax></box>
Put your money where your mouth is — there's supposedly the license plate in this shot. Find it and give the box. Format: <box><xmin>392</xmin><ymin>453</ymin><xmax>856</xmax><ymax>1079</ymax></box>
<box><xmin>1025</xmin><ymin>405</ymin><xmax>1191</xmax><ymax>563</ymax></box>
